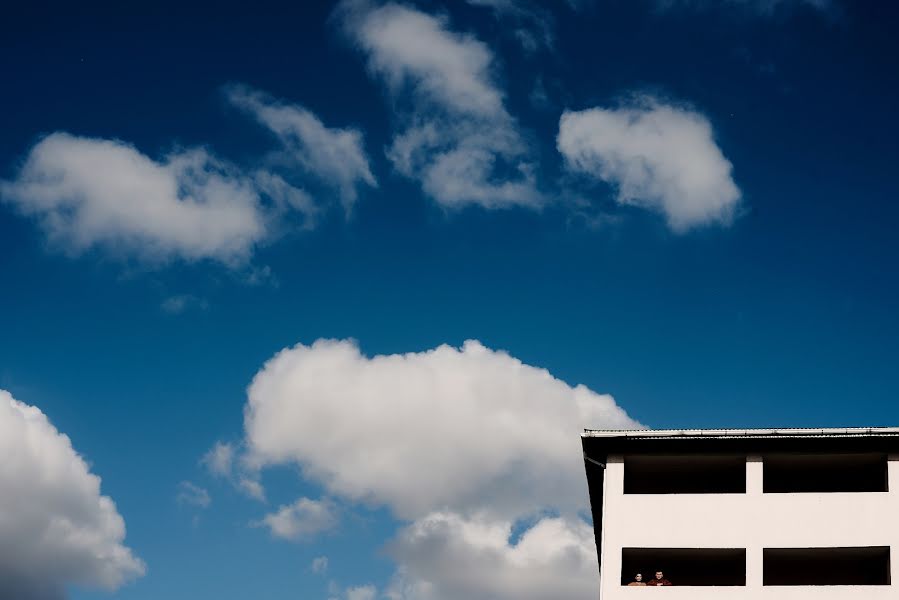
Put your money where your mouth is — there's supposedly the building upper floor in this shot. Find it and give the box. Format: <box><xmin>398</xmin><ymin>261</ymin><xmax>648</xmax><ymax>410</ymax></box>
<box><xmin>581</xmin><ymin>428</ymin><xmax>899</xmax><ymax>599</ymax></box>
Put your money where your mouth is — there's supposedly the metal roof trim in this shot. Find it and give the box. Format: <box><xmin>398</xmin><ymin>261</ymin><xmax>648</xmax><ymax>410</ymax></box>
<box><xmin>581</xmin><ymin>427</ymin><xmax>899</xmax><ymax>439</ymax></box>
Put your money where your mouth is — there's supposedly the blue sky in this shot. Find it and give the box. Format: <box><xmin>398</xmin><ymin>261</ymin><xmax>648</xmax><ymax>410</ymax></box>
<box><xmin>1</xmin><ymin>1</ymin><xmax>898</xmax><ymax>599</ymax></box>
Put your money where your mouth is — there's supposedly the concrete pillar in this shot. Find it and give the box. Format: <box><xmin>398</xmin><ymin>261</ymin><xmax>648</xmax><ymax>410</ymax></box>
<box><xmin>746</xmin><ymin>454</ymin><xmax>763</xmax><ymax>495</ymax></box>
<box><xmin>746</xmin><ymin>455</ymin><xmax>764</xmax><ymax>588</ymax></box>
<box><xmin>888</xmin><ymin>454</ymin><xmax>899</xmax><ymax>493</ymax></box>
<box><xmin>600</xmin><ymin>456</ymin><xmax>624</xmax><ymax>600</ymax></box>
<box><xmin>890</xmin><ymin>456</ymin><xmax>899</xmax><ymax>586</ymax></box>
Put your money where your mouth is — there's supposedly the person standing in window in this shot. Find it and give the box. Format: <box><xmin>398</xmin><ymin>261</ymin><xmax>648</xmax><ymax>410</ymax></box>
<box><xmin>627</xmin><ymin>573</ymin><xmax>647</xmax><ymax>586</ymax></box>
<box><xmin>646</xmin><ymin>571</ymin><xmax>672</xmax><ymax>586</ymax></box>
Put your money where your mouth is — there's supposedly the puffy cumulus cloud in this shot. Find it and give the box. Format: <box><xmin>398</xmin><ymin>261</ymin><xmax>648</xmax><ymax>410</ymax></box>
<box><xmin>385</xmin><ymin>513</ymin><xmax>597</xmax><ymax>600</ymax></box>
<box><xmin>558</xmin><ymin>99</ymin><xmax>741</xmax><ymax>231</ymax></box>
<box><xmin>243</xmin><ymin>339</ymin><xmax>637</xmax><ymax>521</ymax></box>
<box><xmin>227</xmin><ymin>86</ymin><xmax>377</xmax><ymax>211</ymax></box>
<box><xmin>0</xmin><ymin>389</ymin><xmax>145</xmax><ymax>600</ymax></box>
<box><xmin>0</xmin><ymin>133</ymin><xmax>271</xmax><ymax>265</ymax></box>
<box><xmin>339</xmin><ymin>1</ymin><xmax>541</xmax><ymax>209</ymax></box>
<box><xmin>238</xmin><ymin>339</ymin><xmax>639</xmax><ymax>600</ymax></box>
<box><xmin>257</xmin><ymin>497</ymin><xmax>338</xmax><ymax>541</ymax></box>
<box><xmin>1</xmin><ymin>87</ymin><xmax>369</xmax><ymax>268</ymax></box>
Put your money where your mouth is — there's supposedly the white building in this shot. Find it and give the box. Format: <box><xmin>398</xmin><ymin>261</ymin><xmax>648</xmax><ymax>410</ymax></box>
<box><xmin>581</xmin><ymin>428</ymin><xmax>899</xmax><ymax>598</ymax></box>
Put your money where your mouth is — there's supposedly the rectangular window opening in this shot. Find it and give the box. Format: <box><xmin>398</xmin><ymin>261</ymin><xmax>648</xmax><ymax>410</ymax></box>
<box><xmin>621</xmin><ymin>548</ymin><xmax>746</xmax><ymax>586</ymax></box>
<box><xmin>624</xmin><ymin>454</ymin><xmax>746</xmax><ymax>494</ymax></box>
<box><xmin>764</xmin><ymin>453</ymin><xmax>888</xmax><ymax>493</ymax></box>
<box><xmin>764</xmin><ymin>547</ymin><xmax>891</xmax><ymax>586</ymax></box>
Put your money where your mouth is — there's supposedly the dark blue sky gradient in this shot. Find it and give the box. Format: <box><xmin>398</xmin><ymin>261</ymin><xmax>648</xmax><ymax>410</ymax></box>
<box><xmin>2</xmin><ymin>1</ymin><xmax>899</xmax><ymax>598</ymax></box>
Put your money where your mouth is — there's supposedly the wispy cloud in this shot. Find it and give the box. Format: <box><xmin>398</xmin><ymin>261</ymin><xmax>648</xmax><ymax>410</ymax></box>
<box><xmin>202</xmin><ymin>441</ymin><xmax>235</xmax><ymax>478</ymax></box>
<box><xmin>466</xmin><ymin>0</ymin><xmax>555</xmax><ymax>54</ymax></box>
<box><xmin>227</xmin><ymin>85</ymin><xmax>377</xmax><ymax>212</ymax></box>
<box><xmin>339</xmin><ymin>1</ymin><xmax>541</xmax><ymax>210</ymax></box>
<box><xmin>176</xmin><ymin>481</ymin><xmax>212</xmax><ymax>509</ymax></box>
<box><xmin>311</xmin><ymin>555</ymin><xmax>330</xmax><ymax>575</ymax></box>
<box><xmin>202</xmin><ymin>441</ymin><xmax>267</xmax><ymax>501</ymax></box>
<box><xmin>161</xmin><ymin>294</ymin><xmax>209</xmax><ymax>315</ymax></box>
<box><xmin>238</xmin><ymin>477</ymin><xmax>266</xmax><ymax>502</ymax></box>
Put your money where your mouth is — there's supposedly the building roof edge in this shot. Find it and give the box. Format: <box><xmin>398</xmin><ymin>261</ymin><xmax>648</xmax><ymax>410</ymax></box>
<box><xmin>581</xmin><ymin>427</ymin><xmax>899</xmax><ymax>439</ymax></box>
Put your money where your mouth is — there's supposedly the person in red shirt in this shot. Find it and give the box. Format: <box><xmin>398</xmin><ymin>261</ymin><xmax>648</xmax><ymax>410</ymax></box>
<box><xmin>646</xmin><ymin>571</ymin><xmax>672</xmax><ymax>586</ymax></box>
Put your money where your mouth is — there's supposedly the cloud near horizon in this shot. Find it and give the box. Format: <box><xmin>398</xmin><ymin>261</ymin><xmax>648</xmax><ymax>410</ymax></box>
<box><xmin>558</xmin><ymin>98</ymin><xmax>741</xmax><ymax>231</ymax></box>
<box><xmin>385</xmin><ymin>512</ymin><xmax>598</xmax><ymax>600</ymax></box>
<box><xmin>232</xmin><ymin>338</ymin><xmax>639</xmax><ymax>599</ymax></box>
<box><xmin>0</xmin><ymin>389</ymin><xmax>144</xmax><ymax>600</ymax></box>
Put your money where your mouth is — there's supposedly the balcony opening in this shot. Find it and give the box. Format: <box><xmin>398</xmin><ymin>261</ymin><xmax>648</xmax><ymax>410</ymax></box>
<box><xmin>763</xmin><ymin>453</ymin><xmax>888</xmax><ymax>493</ymax></box>
<box><xmin>764</xmin><ymin>547</ymin><xmax>891</xmax><ymax>586</ymax></box>
<box><xmin>621</xmin><ymin>548</ymin><xmax>746</xmax><ymax>586</ymax></box>
<box><xmin>624</xmin><ymin>454</ymin><xmax>746</xmax><ymax>494</ymax></box>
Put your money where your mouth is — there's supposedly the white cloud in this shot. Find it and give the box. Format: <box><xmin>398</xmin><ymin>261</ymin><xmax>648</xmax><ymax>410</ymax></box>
<box><xmin>0</xmin><ymin>389</ymin><xmax>145</xmax><ymax>600</ymax></box>
<box><xmin>385</xmin><ymin>513</ymin><xmax>598</xmax><ymax>600</ymax></box>
<box><xmin>227</xmin><ymin>86</ymin><xmax>377</xmax><ymax>212</ymax></box>
<box><xmin>257</xmin><ymin>497</ymin><xmax>338</xmax><ymax>541</ymax></box>
<box><xmin>238</xmin><ymin>339</ymin><xmax>639</xmax><ymax>600</ymax></box>
<box><xmin>558</xmin><ymin>98</ymin><xmax>741</xmax><ymax>231</ymax></box>
<box><xmin>176</xmin><ymin>481</ymin><xmax>211</xmax><ymax>509</ymax></box>
<box><xmin>252</xmin><ymin>170</ymin><xmax>319</xmax><ymax>228</ymax></box>
<box><xmin>243</xmin><ymin>339</ymin><xmax>637</xmax><ymax>521</ymax></box>
<box><xmin>311</xmin><ymin>555</ymin><xmax>330</xmax><ymax>574</ymax></box>
<box><xmin>202</xmin><ymin>441</ymin><xmax>235</xmax><ymax>478</ymax></box>
<box><xmin>202</xmin><ymin>441</ymin><xmax>268</xmax><ymax>501</ymax></box>
<box><xmin>340</xmin><ymin>1</ymin><xmax>541</xmax><ymax>209</ymax></box>
<box><xmin>1</xmin><ymin>89</ymin><xmax>362</xmax><ymax>268</ymax></box>
<box><xmin>343</xmin><ymin>2</ymin><xmax>503</xmax><ymax>117</ymax></box>
<box><xmin>0</xmin><ymin>133</ymin><xmax>270</xmax><ymax>265</ymax></box>
<box><xmin>347</xmin><ymin>585</ymin><xmax>378</xmax><ymax>600</ymax></box>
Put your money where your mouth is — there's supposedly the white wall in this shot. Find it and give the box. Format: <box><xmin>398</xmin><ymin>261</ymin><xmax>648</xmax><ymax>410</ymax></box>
<box><xmin>598</xmin><ymin>455</ymin><xmax>899</xmax><ymax>600</ymax></box>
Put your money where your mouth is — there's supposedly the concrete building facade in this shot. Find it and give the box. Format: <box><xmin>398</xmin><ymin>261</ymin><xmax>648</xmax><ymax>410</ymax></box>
<box><xmin>581</xmin><ymin>428</ymin><xmax>899</xmax><ymax>599</ymax></box>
